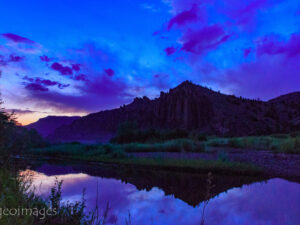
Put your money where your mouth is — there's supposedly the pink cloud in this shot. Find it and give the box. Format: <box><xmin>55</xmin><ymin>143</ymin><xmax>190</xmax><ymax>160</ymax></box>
<box><xmin>256</xmin><ymin>34</ymin><xmax>300</xmax><ymax>57</ymax></box>
<box><xmin>104</xmin><ymin>68</ymin><xmax>115</xmax><ymax>76</ymax></box>
<box><xmin>163</xmin><ymin>0</ymin><xmax>272</xmax><ymax>58</ymax></box>
<box><xmin>181</xmin><ymin>25</ymin><xmax>230</xmax><ymax>54</ymax></box>
<box><xmin>25</xmin><ymin>83</ymin><xmax>49</xmax><ymax>92</ymax></box>
<box><xmin>225</xmin><ymin>0</ymin><xmax>268</xmax><ymax>27</ymax></box>
<box><xmin>40</xmin><ymin>55</ymin><xmax>51</xmax><ymax>62</ymax></box>
<box><xmin>51</xmin><ymin>62</ymin><xmax>73</xmax><ymax>75</ymax></box>
<box><xmin>165</xmin><ymin>47</ymin><xmax>176</xmax><ymax>56</ymax></box>
<box><xmin>1</xmin><ymin>33</ymin><xmax>35</xmax><ymax>44</ymax></box>
<box><xmin>9</xmin><ymin>54</ymin><xmax>24</xmax><ymax>62</ymax></box>
<box><xmin>0</xmin><ymin>54</ymin><xmax>24</xmax><ymax>65</ymax></box>
<box><xmin>39</xmin><ymin>79</ymin><xmax>58</xmax><ymax>86</ymax></box>
<box><xmin>167</xmin><ymin>4</ymin><xmax>200</xmax><ymax>30</ymax></box>
<box><xmin>74</xmin><ymin>74</ymin><xmax>88</xmax><ymax>81</ymax></box>
<box><xmin>23</xmin><ymin>76</ymin><xmax>69</xmax><ymax>90</ymax></box>
<box><xmin>244</xmin><ymin>48</ymin><xmax>252</xmax><ymax>58</ymax></box>
<box><xmin>218</xmin><ymin>54</ymin><xmax>300</xmax><ymax>100</ymax></box>
<box><xmin>24</xmin><ymin>75</ymin><xmax>131</xmax><ymax>113</ymax></box>
<box><xmin>0</xmin><ymin>55</ymin><xmax>7</xmax><ymax>66</ymax></box>
<box><xmin>72</xmin><ymin>64</ymin><xmax>81</xmax><ymax>71</ymax></box>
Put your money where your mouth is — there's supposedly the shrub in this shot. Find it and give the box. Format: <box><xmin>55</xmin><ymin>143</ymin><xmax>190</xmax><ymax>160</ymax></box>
<box><xmin>228</xmin><ymin>138</ymin><xmax>242</xmax><ymax>148</ymax></box>
<box><xmin>110</xmin><ymin>121</ymin><xmax>138</xmax><ymax>144</ymax></box>
<box><xmin>277</xmin><ymin>138</ymin><xmax>295</xmax><ymax>153</ymax></box>
<box><xmin>253</xmin><ymin>137</ymin><xmax>273</xmax><ymax>149</ymax></box>
<box><xmin>217</xmin><ymin>151</ymin><xmax>230</xmax><ymax>162</ymax></box>
<box><xmin>84</xmin><ymin>145</ymin><xmax>97</xmax><ymax>151</ymax></box>
<box><xmin>295</xmin><ymin>137</ymin><xmax>300</xmax><ymax>150</ymax></box>
<box><xmin>271</xmin><ymin>134</ymin><xmax>289</xmax><ymax>139</ymax></box>
<box><xmin>206</xmin><ymin>138</ymin><xmax>227</xmax><ymax>147</ymax></box>
<box><xmin>110</xmin><ymin>149</ymin><xmax>127</xmax><ymax>159</ymax></box>
<box><xmin>189</xmin><ymin>132</ymin><xmax>207</xmax><ymax>141</ymax></box>
<box><xmin>291</xmin><ymin>132</ymin><xmax>300</xmax><ymax>138</ymax></box>
<box><xmin>110</xmin><ymin>121</ymin><xmax>191</xmax><ymax>144</ymax></box>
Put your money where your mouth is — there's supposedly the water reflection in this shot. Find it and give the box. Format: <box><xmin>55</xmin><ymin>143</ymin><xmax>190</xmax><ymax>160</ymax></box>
<box><xmin>30</xmin><ymin>162</ymin><xmax>265</xmax><ymax>206</ymax></box>
<box><xmin>23</xmin><ymin>162</ymin><xmax>300</xmax><ymax>225</ymax></box>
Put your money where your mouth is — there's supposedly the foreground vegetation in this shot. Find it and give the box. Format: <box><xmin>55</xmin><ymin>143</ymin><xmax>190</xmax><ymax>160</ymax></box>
<box><xmin>0</xmin><ymin>169</ymin><xmax>109</xmax><ymax>225</ymax></box>
<box><xmin>0</xmin><ymin>102</ymin><xmax>111</xmax><ymax>224</ymax></box>
<box><xmin>108</xmin><ymin>121</ymin><xmax>300</xmax><ymax>154</ymax></box>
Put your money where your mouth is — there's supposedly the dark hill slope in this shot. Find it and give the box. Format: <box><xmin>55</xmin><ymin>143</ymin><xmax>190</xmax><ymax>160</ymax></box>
<box><xmin>49</xmin><ymin>81</ymin><xmax>300</xmax><ymax>142</ymax></box>
<box><xmin>26</xmin><ymin>116</ymin><xmax>80</xmax><ymax>137</ymax></box>
<box><xmin>268</xmin><ymin>92</ymin><xmax>300</xmax><ymax>130</ymax></box>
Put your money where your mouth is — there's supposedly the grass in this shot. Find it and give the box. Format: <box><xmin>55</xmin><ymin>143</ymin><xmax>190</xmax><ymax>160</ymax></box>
<box><xmin>0</xmin><ymin>168</ymin><xmax>124</xmax><ymax>225</ymax></box>
<box><xmin>28</xmin><ymin>143</ymin><xmax>262</xmax><ymax>176</ymax></box>
<box><xmin>0</xmin><ymin>169</ymin><xmax>46</xmax><ymax>224</ymax></box>
<box><xmin>121</xmin><ymin>139</ymin><xmax>206</xmax><ymax>153</ymax></box>
<box><xmin>30</xmin><ymin>138</ymin><xmax>206</xmax><ymax>156</ymax></box>
<box><xmin>26</xmin><ymin>132</ymin><xmax>300</xmax><ymax>176</ymax></box>
<box><xmin>0</xmin><ymin>169</ymin><xmax>88</xmax><ymax>224</ymax></box>
<box><xmin>206</xmin><ymin>133</ymin><xmax>300</xmax><ymax>154</ymax></box>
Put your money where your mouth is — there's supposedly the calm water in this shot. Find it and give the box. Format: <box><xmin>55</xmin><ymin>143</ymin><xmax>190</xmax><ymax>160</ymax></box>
<box><xmin>21</xmin><ymin>162</ymin><xmax>300</xmax><ymax>225</ymax></box>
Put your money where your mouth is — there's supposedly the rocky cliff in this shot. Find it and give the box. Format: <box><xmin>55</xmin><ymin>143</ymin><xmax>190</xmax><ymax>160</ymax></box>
<box><xmin>46</xmin><ymin>81</ymin><xmax>300</xmax><ymax>142</ymax></box>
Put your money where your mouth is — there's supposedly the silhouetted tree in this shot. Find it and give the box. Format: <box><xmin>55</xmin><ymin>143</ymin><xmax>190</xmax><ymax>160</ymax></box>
<box><xmin>0</xmin><ymin>98</ymin><xmax>45</xmax><ymax>166</ymax></box>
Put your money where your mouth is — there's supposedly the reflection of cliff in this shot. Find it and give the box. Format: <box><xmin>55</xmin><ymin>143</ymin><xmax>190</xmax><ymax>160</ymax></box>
<box><xmin>31</xmin><ymin>161</ymin><xmax>265</xmax><ymax>207</ymax></box>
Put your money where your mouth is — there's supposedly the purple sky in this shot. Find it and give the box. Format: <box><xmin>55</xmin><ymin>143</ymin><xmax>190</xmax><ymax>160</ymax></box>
<box><xmin>0</xmin><ymin>0</ymin><xmax>300</xmax><ymax>124</ymax></box>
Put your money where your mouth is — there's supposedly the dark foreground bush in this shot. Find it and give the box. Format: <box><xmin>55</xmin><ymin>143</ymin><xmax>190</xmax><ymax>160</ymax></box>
<box><xmin>0</xmin><ymin>169</ymin><xmax>111</xmax><ymax>225</ymax></box>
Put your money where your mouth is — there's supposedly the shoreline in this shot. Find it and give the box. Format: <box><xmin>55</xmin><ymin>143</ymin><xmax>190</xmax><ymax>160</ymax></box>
<box><xmin>132</xmin><ymin>148</ymin><xmax>300</xmax><ymax>179</ymax></box>
<box><xmin>23</xmin><ymin>153</ymin><xmax>263</xmax><ymax>177</ymax></box>
<box><xmin>21</xmin><ymin>146</ymin><xmax>300</xmax><ymax>180</ymax></box>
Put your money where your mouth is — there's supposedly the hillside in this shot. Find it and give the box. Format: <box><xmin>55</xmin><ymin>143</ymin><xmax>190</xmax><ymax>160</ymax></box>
<box><xmin>268</xmin><ymin>91</ymin><xmax>300</xmax><ymax>130</ymax></box>
<box><xmin>46</xmin><ymin>81</ymin><xmax>300</xmax><ymax>142</ymax></box>
<box><xmin>26</xmin><ymin>116</ymin><xmax>80</xmax><ymax>137</ymax></box>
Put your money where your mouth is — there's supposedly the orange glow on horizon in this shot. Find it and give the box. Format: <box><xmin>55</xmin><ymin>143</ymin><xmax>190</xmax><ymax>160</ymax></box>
<box><xmin>16</xmin><ymin>112</ymin><xmax>86</xmax><ymax>126</ymax></box>
<box><xmin>17</xmin><ymin>113</ymin><xmax>41</xmax><ymax>126</ymax></box>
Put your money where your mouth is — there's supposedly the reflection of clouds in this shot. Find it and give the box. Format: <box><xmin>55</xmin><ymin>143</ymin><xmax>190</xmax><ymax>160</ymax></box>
<box><xmin>26</xmin><ymin>169</ymin><xmax>300</xmax><ymax>225</ymax></box>
<box><xmin>21</xmin><ymin>170</ymin><xmax>90</xmax><ymax>196</ymax></box>
<box><xmin>205</xmin><ymin>179</ymin><xmax>300</xmax><ymax>225</ymax></box>
<box><xmin>128</xmin><ymin>187</ymin><xmax>164</xmax><ymax>201</ymax></box>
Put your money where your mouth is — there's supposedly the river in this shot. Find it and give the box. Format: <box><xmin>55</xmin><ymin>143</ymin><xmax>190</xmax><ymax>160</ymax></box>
<box><xmin>20</xmin><ymin>161</ymin><xmax>300</xmax><ymax>225</ymax></box>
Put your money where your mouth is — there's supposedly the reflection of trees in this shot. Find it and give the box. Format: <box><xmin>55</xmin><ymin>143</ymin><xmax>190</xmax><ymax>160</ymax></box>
<box><xmin>29</xmin><ymin>161</ymin><xmax>266</xmax><ymax>207</ymax></box>
<box><xmin>200</xmin><ymin>172</ymin><xmax>214</xmax><ymax>225</ymax></box>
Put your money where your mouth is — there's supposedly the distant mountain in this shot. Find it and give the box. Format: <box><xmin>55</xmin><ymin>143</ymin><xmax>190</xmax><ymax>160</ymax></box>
<box><xmin>26</xmin><ymin>116</ymin><xmax>80</xmax><ymax>137</ymax></box>
<box><xmin>48</xmin><ymin>81</ymin><xmax>300</xmax><ymax>142</ymax></box>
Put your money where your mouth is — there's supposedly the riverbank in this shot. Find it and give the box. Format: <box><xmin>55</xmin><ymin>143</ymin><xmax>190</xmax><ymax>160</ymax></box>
<box><xmin>133</xmin><ymin>148</ymin><xmax>300</xmax><ymax>178</ymax></box>
<box><xmin>26</xmin><ymin>134</ymin><xmax>300</xmax><ymax>178</ymax></box>
<box><xmin>26</xmin><ymin>143</ymin><xmax>261</xmax><ymax>177</ymax></box>
<box><xmin>25</xmin><ymin>152</ymin><xmax>263</xmax><ymax>176</ymax></box>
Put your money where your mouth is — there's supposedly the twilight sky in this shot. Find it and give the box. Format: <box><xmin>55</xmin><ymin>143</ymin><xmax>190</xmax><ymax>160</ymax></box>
<box><xmin>0</xmin><ymin>0</ymin><xmax>300</xmax><ymax>125</ymax></box>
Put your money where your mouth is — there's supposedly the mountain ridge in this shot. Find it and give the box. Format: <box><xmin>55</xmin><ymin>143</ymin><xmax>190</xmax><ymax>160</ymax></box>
<box><xmin>27</xmin><ymin>81</ymin><xmax>300</xmax><ymax>142</ymax></box>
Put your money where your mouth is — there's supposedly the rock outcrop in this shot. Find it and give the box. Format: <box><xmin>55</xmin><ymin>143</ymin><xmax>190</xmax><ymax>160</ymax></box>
<box><xmin>45</xmin><ymin>81</ymin><xmax>300</xmax><ymax>142</ymax></box>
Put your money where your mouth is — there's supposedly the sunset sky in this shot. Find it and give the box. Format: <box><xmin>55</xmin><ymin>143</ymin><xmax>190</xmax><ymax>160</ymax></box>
<box><xmin>0</xmin><ymin>0</ymin><xmax>300</xmax><ymax>125</ymax></box>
